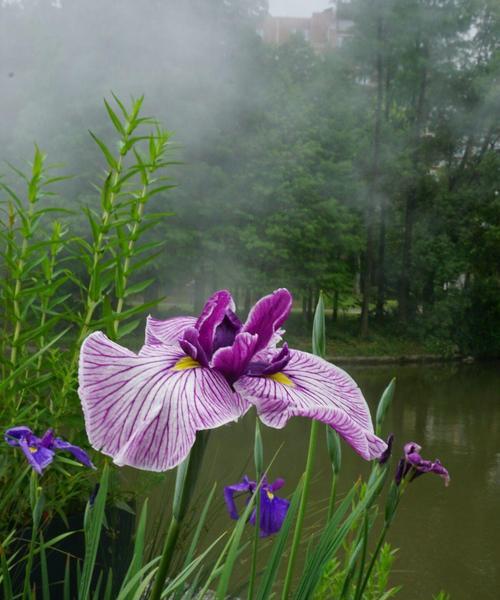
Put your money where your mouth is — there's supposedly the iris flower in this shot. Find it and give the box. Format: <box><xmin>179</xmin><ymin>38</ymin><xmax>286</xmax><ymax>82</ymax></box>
<box><xmin>4</xmin><ymin>426</ymin><xmax>95</xmax><ymax>474</ymax></box>
<box><xmin>79</xmin><ymin>288</ymin><xmax>386</xmax><ymax>471</ymax></box>
<box><xmin>395</xmin><ymin>442</ymin><xmax>450</xmax><ymax>486</ymax></box>
<box><xmin>224</xmin><ymin>476</ymin><xmax>290</xmax><ymax>537</ymax></box>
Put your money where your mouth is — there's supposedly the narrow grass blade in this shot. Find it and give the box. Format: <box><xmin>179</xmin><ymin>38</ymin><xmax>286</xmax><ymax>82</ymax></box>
<box><xmin>256</xmin><ymin>476</ymin><xmax>304</xmax><ymax>600</ymax></box>
<box><xmin>78</xmin><ymin>463</ymin><xmax>110</xmax><ymax>600</ymax></box>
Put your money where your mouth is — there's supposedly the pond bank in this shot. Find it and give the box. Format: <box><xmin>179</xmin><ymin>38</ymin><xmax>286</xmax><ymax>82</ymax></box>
<box><xmin>327</xmin><ymin>354</ymin><xmax>468</xmax><ymax>366</ymax></box>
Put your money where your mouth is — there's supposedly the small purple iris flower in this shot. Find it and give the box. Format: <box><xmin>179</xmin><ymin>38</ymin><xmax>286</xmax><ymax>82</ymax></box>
<box><xmin>4</xmin><ymin>426</ymin><xmax>95</xmax><ymax>475</ymax></box>
<box><xmin>395</xmin><ymin>442</ymin><xmax>450</xmax><ymax>486</ymax></box>
<box><xmin>224</xmin><ymin>476</ymin><xmax>290</xmax><ymax>537</ymax></box>
<box><xmin>78</xmin><ymin>289</ymin><xmax>386</xmax><ymax>471</ymax></box>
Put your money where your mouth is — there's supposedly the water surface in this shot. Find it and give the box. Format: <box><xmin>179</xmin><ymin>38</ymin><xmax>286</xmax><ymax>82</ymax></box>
<box><xmin>138</xmin><ymin>362</ymin><xmax>500</xmax><ymax>599</ymax></box>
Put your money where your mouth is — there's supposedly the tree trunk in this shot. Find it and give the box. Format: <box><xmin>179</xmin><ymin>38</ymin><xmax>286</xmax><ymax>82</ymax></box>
<box><xmin>360</xmin><ymin>16</ymin><xmax>384</xmax><ymax>337</ymax></box>
<box><xmin>399</xmin><ymin>190</ymin><xmax>416</xmax><ymax>322</ymax></box>
<box><xmin>306</xmin><ymin>287</ymin><xmax>313</xmax><ymax>323</ymax></box>
<box><xmin>398</xmin><ymin>38</ymin><xmax>428</xmax><ymax>323</ymax></box>
<box><xmin>332</xmin><ymin>289</ymin><xmax>339</xmax><ymax>322</ymax></box>
<box><xmin>375</xmin><ymin>197</ymin><xmax>386</xmax><ymax>320</ymax></box>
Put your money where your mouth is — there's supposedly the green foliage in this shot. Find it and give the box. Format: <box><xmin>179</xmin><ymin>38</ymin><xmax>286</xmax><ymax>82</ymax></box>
<box><xmin>0</xmin><ymin>95</ymin><xmax>175</xmax><ymax>534</ymax></box>
<box><xmin>314</xmin><ymin>543</ymin><xmax>401</xmax><ymax>600</ymax></box>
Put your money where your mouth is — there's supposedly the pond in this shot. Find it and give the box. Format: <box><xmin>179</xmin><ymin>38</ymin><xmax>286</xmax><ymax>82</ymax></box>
<box><xmin>134</xmin><ymin>361</ymin><xmax>500</xmax><ymax>599</ymax></box>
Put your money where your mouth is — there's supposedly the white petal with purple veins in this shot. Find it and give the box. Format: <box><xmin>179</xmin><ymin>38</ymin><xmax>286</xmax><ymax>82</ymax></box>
<box><xmin>79</xmin><ymin>332</ymin><xmax>247</xmax><ymax>471</ymax></box>
<box><xmin>235</xmin><ymin>350</ymin><xmax>387</xmax><ymax>461</ymax></box>
<box><xmin>144</xmin><ymin>315</ymin><xmax>197</xmax><ymax>347</ymax></box>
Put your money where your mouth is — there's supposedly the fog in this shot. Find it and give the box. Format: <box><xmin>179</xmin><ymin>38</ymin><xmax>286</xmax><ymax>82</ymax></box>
<box><xmin>269</xmin><ymin>0</ymin><xmax>331</xmax><ymax>17</ymax></box>
<box><xmin>0</xmin><ymin>0</ymin><xmax>498</xmax><ymax>345</ymax></box>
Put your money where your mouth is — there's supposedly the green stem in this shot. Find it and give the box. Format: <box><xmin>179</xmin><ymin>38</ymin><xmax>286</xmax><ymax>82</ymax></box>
<box><xmin>355</xmin><ymin>521</ymin><xmax>390</xmax><ymax>599</ymax></box>
<box><xmin>282</xmin><ymin>419</ymin><xmax>319</xmax><ymax>599</ymax></box>
<box><xmin>149</xmin><ymin>432</ymin><xmax>208</xmax><ymax>600</ymax></box>
<box><xmin>248</xmin><ymin>480</ymin><xmax>261</xmax><ymax>600</ymax></box>
<box><xmin>353</xmin><ymin>513</ymin><xmax>369</xmax><ymax>600</ymax></box>
<box><xmin>150</xmin><ymin>516</ymin><xmax>181</xmax><ymax>600</ymax></box>
<box><xmin>111</xmin><ymin>183</ymin><xmax>148</xmax><ymax>338</ymax></box>
<box><xmin>327</xmin><ymin>470</ymin><xmax>337</xmax><ymax>521</ymax></box>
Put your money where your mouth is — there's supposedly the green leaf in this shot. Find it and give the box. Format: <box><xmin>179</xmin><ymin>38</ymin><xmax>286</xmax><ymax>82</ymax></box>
<box><xmin>256</xmin><ymin>477</ymin><xmax>304</xmax><ymax>600</ymax></box>
<box><xmin>89</xmin><ymin>131</ymin><xmax>118</xmax><ymax>171</ymax></box>
<box><xmin>121</xmin><ymin>499</ymin><xmax>148</xmax><ymax>597</ymax></box>
<box><xmin>117</xmin><ymin>319</ymin><xmax>142</xmax><ymax>339</ymax></box>
<box><xmin>104</xmin><ymin>98</ymin><xmax>125</xmax><ymax>136</ymax></box>
<box><xmin>312</xmin><ymin>291</ymin><xmax>326</xmax><ymax>358</ymax></box>
<box><xmin>326</xmin><ymin>427</ymin><xmax>342</xmax><ymax>475</ymax></box>
<box><xmin>123</xmin><ymin>278</ymin><xmax>155</xmax><ymax>298</ymax></box>
<box><xmin>375</xmin><ymin>378</ymin><xmax>396</xmax><ymax>436</ymax></box>
<box><xmin>78</xmin><ymin>463</ymin><xmax>110</xmax><ymax>600</ymax></box>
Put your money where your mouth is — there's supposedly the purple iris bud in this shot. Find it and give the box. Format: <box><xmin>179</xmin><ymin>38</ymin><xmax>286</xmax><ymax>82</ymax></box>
<box><xmin>378</xmin><ymin>433</ymin><xmax>394</xmax><ymax>465</ymax></box>
<box><xmin>79</xmin><ymin>288</ymin><xmax>387</xmax><ymax>472</ymax></box>
<box><xmin>395</xmin><ymin>441</ymin><xmax>450</xmax><ymax>486</ymax></box>
<box><xmin>224</xmin><ymin>476</ymin><xmax>290</xmax><ymax>537</ymax></box>
<box><xmin>4</xmin><ymin>426</ymin><xmax>95</xmax><ymax>475</ymax></box>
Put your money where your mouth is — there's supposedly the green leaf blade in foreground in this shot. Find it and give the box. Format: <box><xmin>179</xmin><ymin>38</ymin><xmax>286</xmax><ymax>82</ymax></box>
<box><xmin>256</xmin><ymin>477</ymin><xmax>304</xmax><ymax>600</ymax></box>
<box><xmin>78</xmin><ymin>463</ymin><xmax>110</xmax><ymax>600</ymax></box>
<box><xmin>375</xmin><ymin>378</ymin><xmax>396</xmax><ymax>436</ymax></box>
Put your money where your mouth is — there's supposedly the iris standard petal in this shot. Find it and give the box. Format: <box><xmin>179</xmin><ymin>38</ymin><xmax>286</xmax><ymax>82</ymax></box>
<box><xmin>144</xmin><ymin>315</ymin><xmax>197</xmax><ymax>347</ymax></box>
<box><xmin>211</xmin><ymin>332</ymin><xmax>259</xmax><ymax>384</ymax></box>
<box><xmin>235</xmin><ymin>350</ymin><xmax>387</xmax><ymax>461</ymax></box>
<box><xmin>241</xmin><ymin>289</ymin><xmax>292</xmax><ymax>354</ymax></box>
<box><xmin>195</xmin><ymin>290</ymin><xmax>235</xmax><ymax>358</ymax></box>
<box><xmin>79</xmin><ymin>331</ymin><xmax>245</xmax><ymax>471</ymax></box>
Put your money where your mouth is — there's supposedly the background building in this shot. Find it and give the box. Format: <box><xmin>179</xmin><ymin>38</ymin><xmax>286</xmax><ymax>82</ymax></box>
<box><xmin>258</xmin><ymin>2</ymin><xmax>354</xmax><ymax>53</ymax></box>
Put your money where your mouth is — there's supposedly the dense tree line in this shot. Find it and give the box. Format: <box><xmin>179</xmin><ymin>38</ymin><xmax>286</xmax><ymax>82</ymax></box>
<box><xmin>0</xmin><ymin>0</ymin><xmax>498</xmax><ymax>355</ymax></box>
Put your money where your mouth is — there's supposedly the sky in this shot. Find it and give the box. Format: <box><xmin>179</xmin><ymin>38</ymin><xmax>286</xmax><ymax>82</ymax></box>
<box><xmin>268</xmin><ymin>0</ymin><xmax>333</xmax><ymax>18</ymax></box>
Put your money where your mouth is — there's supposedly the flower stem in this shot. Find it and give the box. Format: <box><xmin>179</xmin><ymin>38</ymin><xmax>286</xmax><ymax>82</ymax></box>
<box><xmin>281</xmin><ymin>418</ymin><xmax>319</xmax><ymax>599</ymax></box>
<box><xmin>248</xmin><ymin>487</ymin><xmax>261</xmax><ymax>600</ymax></box>
<box><xmin>248</xmin><ymin>418</ymin><xmax>263</xmax><ymax>600</ymax></box>
<box><xmin>354</xmin><ymin>521</ymin><xmax>389</xmax><ymax>600</ymax></box>
<box><xmin>327</xmin><ymin>470</ymin><xmax>337</xmax><ymax>521</ymax></box>
<box><xmin>150</xmin><ymin>432</ymin><xmax>208</xmax><ymax>600</ymax></box>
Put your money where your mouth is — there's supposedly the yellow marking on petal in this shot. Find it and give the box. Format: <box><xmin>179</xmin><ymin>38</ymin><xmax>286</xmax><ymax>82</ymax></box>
<box><xmin>173</xmin><ymin>356</ymin><xmax>201</xmax><ymax>371</ymax></box>
<box><xmin>267</xmin><ymin>491</ymin><xmax>275</xmax><ymax>500</ymax></box>
<box><xmin>29</xmin><ymin>447</ymin><xmax>38</xmax><ymax>454</ymax></box>
<box><xmin>267</xmin><ymin>372</ymin><xmax>294</xmax><ymax>386</ymax></box>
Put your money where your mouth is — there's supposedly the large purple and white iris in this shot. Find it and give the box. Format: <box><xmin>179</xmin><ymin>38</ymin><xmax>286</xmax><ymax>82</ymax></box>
<box><xmin>78</xmin><ymin>288</ymin><xmax>386</xmax><ymax>471</ymax></box>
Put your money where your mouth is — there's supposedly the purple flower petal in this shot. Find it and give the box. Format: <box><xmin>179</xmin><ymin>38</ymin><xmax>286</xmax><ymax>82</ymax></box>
<box><xmin>212</xmin><ymin>310</ymin><xmax>242</xmax><ymax>353</ymax></box>
<box><xmin>144</xmin><ymin>315</ymin><xmax>197</xmax><ymax>347</ymax></box>
<box><xmin>241</xmin><ymin>289</ymin><xmax>292</xmax><ymax>354</ymax></box>
<box><xmin>211</xmin><ymin>332</ymin><xmax>259</xmax><ymax>384</ymax></box>
<box><xmin>224</xmin><ymin>476</ymin><xmax>254</xmax><ymax>519</ymax></box>
<box><xmin>404</xmin><ymin>442</ymin><xmax>422</xmax><ymax>456</ymax></box>
<box><xmin>5</xmin><ymin>426</ymin><xmax>36</xmax><ymax>445</ymax></box>
<box><xmin>252</xmin><ymin>488</ymin><xmax>290</xmax><ymax>537</ymax></box>
<box><xmin>179</xmin><ymin>327</ymin><xmax>209</xmax><ymax>366</ymax></box>
<box><xmin>79</xmin><ymin>331</ymin><xmax>247</xmax><ymax>471</ymax></box>
<box><xmin>18</xmin><ymin>436</ymin><xmax>54</xmax><ymax>474</ymax></box>
<box><xmin>51</xmin><ymin>437</ymin><xmax>95</xmax><ymax>469</ymax></box>
<box><xmin>235</xmin><ymin>350</ymin><xmax>387</xmax><ymax>461</ymax></box>
<box><xmin>430</xmin><ymin>459</ymin><xmax>450</xmax><ymax>486</ymax></box>
<box><xmin>195</xmin><ymin>290</ymin><xmax>235</xmax><ymax>358</ymax></box>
